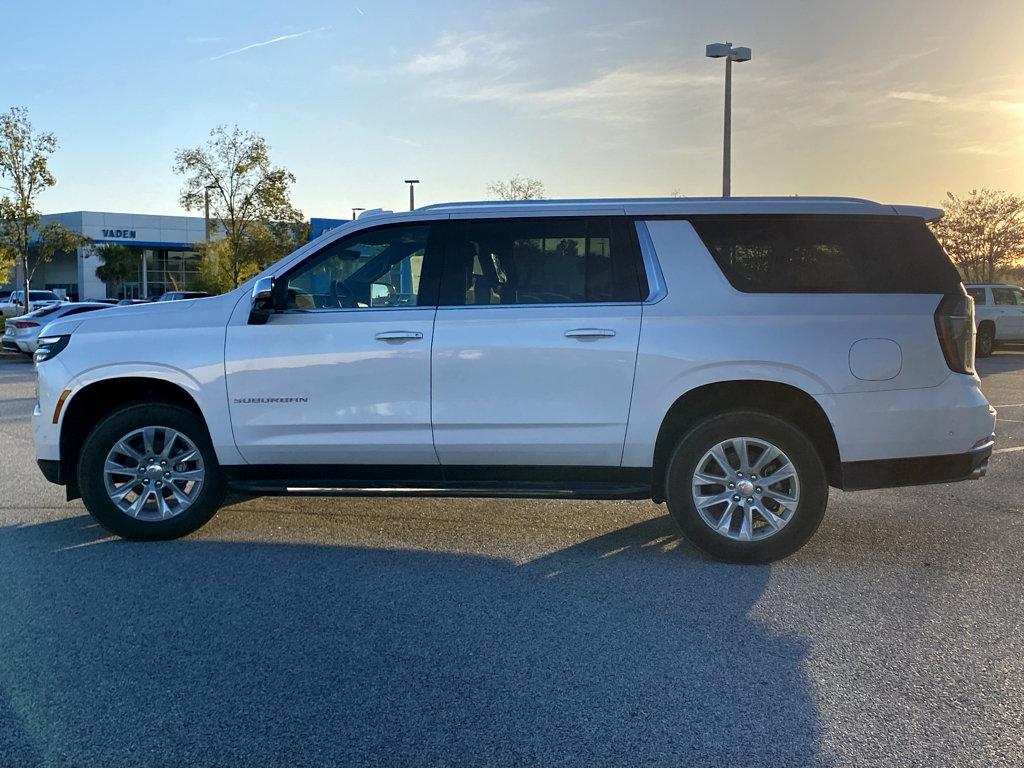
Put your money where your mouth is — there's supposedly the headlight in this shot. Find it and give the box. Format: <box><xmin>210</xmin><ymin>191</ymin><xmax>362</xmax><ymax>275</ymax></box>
<box><xmin>34</xmin><ymin>335</ymin><xmax>70</xmax><ymax>363</ymax></box>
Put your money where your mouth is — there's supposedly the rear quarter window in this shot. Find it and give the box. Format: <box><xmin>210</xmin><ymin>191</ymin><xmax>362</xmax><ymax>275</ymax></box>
<box><xmin>690</xmin><ymin>216</ymin><xmax>962</xmax><ymax>293</ymax></box>
<box><xmin>967</xmin><ymin>287</ymin><xmax>987</xmax><ymax>305</ymax></box>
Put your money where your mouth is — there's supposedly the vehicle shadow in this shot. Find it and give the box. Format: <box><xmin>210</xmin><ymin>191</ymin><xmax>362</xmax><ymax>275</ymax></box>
<box><xmin>0</xmin><ymin>515</ymin><xmax>821</xmax><ymax>767</ymax></box>
<box><xmin>977</xmin><ymin>345</ymin><xmax>1024</xmax><ymax>377</ymax></box>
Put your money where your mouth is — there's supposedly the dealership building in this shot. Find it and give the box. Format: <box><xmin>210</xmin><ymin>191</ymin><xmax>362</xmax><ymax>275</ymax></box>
<box><xmin>11</xmin><ymin>211</ymin><xmax>347</xmax><ymax>301</ymax></box>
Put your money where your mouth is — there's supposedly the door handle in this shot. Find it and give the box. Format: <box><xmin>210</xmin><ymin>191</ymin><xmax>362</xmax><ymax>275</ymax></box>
<box><xmin>375</xmin><ymin>330</ymin><xmax>423</xmax><ymax>341</ymax></box>
<box><xmin>564</xmin><ymin>328</ymin><xmax>616</xmax><ymax>339</ymax></box>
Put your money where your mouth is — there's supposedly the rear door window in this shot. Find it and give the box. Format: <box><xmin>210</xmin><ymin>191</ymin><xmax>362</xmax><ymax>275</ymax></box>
<box><xmin>438</xmin><ymin>217</ymin><xmax>643</xmax><ymax>306</ymax></box>
<box><xmin>690</xmin><ymin>216</ymin><xmax>961</xmax><ymax>293</ymax></box>
<box><xmin>992</xmin><ymin>287</ymin><xmax>1020</xmax><ymax>305</ymax></box>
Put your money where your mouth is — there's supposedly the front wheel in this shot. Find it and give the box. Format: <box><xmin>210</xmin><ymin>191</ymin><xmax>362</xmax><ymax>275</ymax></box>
<box><xmin>78</xmin><ymin>403</ymin><xmax>226</xmax><ymax>540</ymax></box>
<box><xmin>665</xmin><ymin>410</ymin><xmax>828</xmax><ymax>563</ymax></box>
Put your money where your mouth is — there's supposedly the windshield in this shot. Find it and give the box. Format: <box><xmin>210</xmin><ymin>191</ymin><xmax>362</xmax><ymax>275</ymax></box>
<box><xmin>29</xmin><ymin>291</ymin><xmax>60</xmax><ymax>301</ymax></box>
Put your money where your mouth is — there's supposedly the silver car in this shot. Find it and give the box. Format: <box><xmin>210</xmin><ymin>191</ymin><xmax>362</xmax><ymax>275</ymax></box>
<box><xmin>2</xmin><ymin>303</ymin><xmax>111</xmax><ymax>355</ymax></box>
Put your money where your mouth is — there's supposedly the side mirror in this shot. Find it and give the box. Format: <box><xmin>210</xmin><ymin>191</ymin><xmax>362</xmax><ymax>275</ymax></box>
<box><xmin>248</xmin><ymin>276</ymin><xmax>278</xmax><ymax>325</ymax></box>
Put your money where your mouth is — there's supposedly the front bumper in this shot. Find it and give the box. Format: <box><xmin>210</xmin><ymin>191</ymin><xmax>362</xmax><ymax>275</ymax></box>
<box><xmin>37</xmin><ymin>458</ymin><xmax>63</xmax><ymax>485</ymax></box>
<box><xmin>840</xmin><ymin>434</ymin><xmax>994</xmax><ymax>491</ymax></box>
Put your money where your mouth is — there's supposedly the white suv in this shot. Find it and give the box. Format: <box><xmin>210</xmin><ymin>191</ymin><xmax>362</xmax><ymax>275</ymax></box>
<box><xmin>31</xmin><ymin>198</ymin><xmax>996</xmax><ymax>562</ymax></box>
<box><xmin>966</xmin><ymin>284</ymin><xmax>1024</xmax><ymax>357</ymax></box>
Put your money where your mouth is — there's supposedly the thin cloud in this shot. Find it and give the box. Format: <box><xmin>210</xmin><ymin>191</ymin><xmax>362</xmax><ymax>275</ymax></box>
<box><xmin>403</xmin><ymin>32</ymin><xmax>517</xmax><ymax>75</ymax></box>
<box><xmin>436</xmin><ymin>65</ymin><xmax>720</xmax><ymax>123</ymax></box>
<box><xmin>888</xmin><ymin>90</ymin><xmax>949</xmax><ymax>104</ymax></box>
<box><xmin>209</xmin><ymin>27</ymin><xmax>328</xmax><ymax>61</ymax></box>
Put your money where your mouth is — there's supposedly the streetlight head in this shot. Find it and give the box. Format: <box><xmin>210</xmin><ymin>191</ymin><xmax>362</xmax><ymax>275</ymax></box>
<box><xmin>705</xmin><ymin>42</ymin><xmax>751</xmax><ymax>62</ymax></box>
<box><xmin>404</xmin><ymin>179</ymin><xmax>420</xmax><ymax>184</ymax></box>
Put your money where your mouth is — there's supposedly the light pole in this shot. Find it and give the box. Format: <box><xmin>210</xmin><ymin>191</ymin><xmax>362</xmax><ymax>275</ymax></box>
<box><xmin>352</xmin><ymin>207</ymin><xmax>365</xmax><ymax>220</ymax></box>
<box><xmin>203</xmin><ymin>184</ymin><xmax>218</xmax><ymax>241</ymax></box>
<box><xmin>404</xmin><ymin>179</ymin><xmax>420</xmax><ymax>210</ymax></box>
<box><xmin>705</xmin><ymin>42</ymin><xmax>751</xmax><ymax>197</ymax></box>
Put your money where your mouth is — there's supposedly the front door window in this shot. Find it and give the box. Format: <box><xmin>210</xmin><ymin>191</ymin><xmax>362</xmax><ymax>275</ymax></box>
<box><xmin>285</xmin><ymin>225</ymin><xmax>431</xmax><ymax>311</ymax></box>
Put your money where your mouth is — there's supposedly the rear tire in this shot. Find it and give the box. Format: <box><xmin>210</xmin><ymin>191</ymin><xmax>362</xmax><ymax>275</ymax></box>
<box><xmin>78</xmin><ymin>403</ymin><xmax>226</xmax><ymax>540</ymax></box>
<box><xmin>976</xmin><ymin>324</ymin><xmax>995</xmax><ymax>358</ymax></box>
<box><xmin>665</xmin><ymin>410</ymin><xmax>828</xmax><ymax>563</ymax></box>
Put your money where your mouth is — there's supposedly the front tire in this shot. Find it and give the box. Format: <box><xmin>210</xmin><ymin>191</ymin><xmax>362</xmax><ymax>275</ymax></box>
<box><xmin>665</xmin><ymin>410</ymin><xmax>828</xmax><ymax>563</ymax></box>
<box><xmin>78</xmin><ymin>403</ymin><xmax>226</xmax><ymax>540</ymax></box>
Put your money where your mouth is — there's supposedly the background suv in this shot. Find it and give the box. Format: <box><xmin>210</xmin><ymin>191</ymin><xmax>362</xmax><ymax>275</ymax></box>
<box><xmin>966</xmin><ymin>283</ymin><xmax>1024</xmax><ymax>357</ymax></box>
<box><xmin>30</xmin><ymin>197</ymin><xmax>995</xmax><ymax>563</ymax></box>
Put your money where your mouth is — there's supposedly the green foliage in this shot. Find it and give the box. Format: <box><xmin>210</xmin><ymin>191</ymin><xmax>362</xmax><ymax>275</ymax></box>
<box><xmin>94</xmin><ymin>243</ymin><xmax>137</xmax><ymax>290</ymax></box>
<box><xmin>931</xmin><ymin>189</ymin><xmax>1024</xmax><ymax>284</ymax></box>
<box><xmin>191</xmin><ymin>219</ymin><xmax>310</xmax><ymax>295</ymax></box>
<box><xmin>27</xmin><ymin>222</ymin><xmax>89</xmax><ymax>282</ymax></box>
<box><xmin>0</xmin><ymin>106</ymin><xmax>58</xmax><ymax>287</ymax></box>
<box><xmin>174</xmin><ymin>125</ymin><xmax>304</xmax><ymax>288</ymax></box>
<box><xmin>487</xmin><ymin>175</ymin><xmax>546</xmax><ymax>201</ymax></box>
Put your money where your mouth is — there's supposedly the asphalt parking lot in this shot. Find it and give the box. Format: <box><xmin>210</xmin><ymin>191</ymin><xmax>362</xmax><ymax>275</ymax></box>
<box><xmin>0</xmin><ymin>350</ymin><xmax>1022</xmax><ymax>766</ymax></box>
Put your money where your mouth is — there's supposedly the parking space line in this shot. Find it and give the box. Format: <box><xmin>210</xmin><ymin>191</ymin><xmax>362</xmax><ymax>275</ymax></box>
<box><xmin>994</xmin><ymin>403</ymin><xmax>1024</xmax><ymax>408</ymax></box>
<box><xmin>994</xmin><ymin>446</ymin><xmax>1024</xmax><ymax>455</ymax></box>
<box><xmin>998</xmin><ymin>418</ymin><xmax>1024</xmax><ymax>423</ymax></box>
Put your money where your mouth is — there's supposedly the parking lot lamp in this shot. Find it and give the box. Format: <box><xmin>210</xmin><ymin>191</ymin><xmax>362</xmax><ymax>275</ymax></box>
<box><xmin>705</xmin><ymin>42</ymin><xmax>752</xmax><ymax>197</ymax></box>
<box><xmin>404</xmin><ymin>180</ymin><xmax>420</xmax><ymax>211</ymax></box>
<box><xmin>203</xmin><ymin>184</ymin><xmax>218</xmax><ymax>241</ymax></box>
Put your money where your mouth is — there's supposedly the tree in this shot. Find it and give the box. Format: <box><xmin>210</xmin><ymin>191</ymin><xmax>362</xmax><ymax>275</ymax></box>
<box><xmin>487</xmin><ymin>175</ymin><xmax>546</xmax><ymax>201</ymax></box>
<box><xmin>0</xmin><ymin>106</ymin><xmax>84</xmax><ymax>299</ymax></box>
<box><xmin>94</xmin><ymin>243</ymin><xmax>138</xmax><ymax>296</ymax></box>
<box><xmin>931</xmin><ymin>190</ymin><xmax>1024</xmax><ymax>284</ymax></box>
<box><xmin>174</xmin><ymin>125</ymin><xmax>304</xmax><ymax>288</ymax></box>
<box><xmin>26</xmin><ymin>221</ymin><xmax>88</xmax><ymax>290</ymax></box>
<box><xmin>192</xmin><ymin>219</ymin><xmax>309</xmax><ymax>295</ymax></box>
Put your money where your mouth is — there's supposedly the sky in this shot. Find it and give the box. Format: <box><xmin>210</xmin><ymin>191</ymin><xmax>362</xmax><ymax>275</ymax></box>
<box><xmin>2</xmin><ymin>0</ymin><xmax>1022</xmax><ymax>219</ymax></box>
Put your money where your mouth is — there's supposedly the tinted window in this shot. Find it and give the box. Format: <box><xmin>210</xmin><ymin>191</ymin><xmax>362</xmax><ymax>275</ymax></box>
<box><xmin>61</xmin><ymin>305</ymin><xmax>106</xmax><ymax>317</ymax></box>
<box><xmin>690</xmin><ymin>216</ymin><xmax>961</xmax><ymax>293</ymax></box>
<box><xmin>992</xmin><ymin>287</ymin><xmax>1021</xmax><ymax>305</ymax></box>
<box><xmin>967</xmin><ymin>287</ymin><xmax>987</xmax><ymax>305</ymax></box>
<box><xmin>26</xmin><ymin>305</ymin><xmax>64</xmax><ymax>319</ymax></box>
<box><xmin>439</xmin><ymin>217</ymin><xmax>642</xmax><ymax>306</ymax></box>
<box><xmin>286</xmin><ymin>224</ymin><xmax>434</xmax><ymax>310</ymax></box>
<box><xmin>29</xmin><ymin>291</ymin><xmax>60</xmax><ymax>301</ymax></box>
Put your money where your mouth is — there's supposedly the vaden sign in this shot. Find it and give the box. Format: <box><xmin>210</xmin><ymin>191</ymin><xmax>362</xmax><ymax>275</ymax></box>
<box><xmin>101</xmin><ymin>229</ymin><xmax>136</xmax><ymax>239</ymax></box>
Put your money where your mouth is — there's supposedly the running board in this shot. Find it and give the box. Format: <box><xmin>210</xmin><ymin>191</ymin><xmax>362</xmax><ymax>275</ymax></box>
<box><xmin>227</xmin><ymin>480</ymin><xmax>652</xmax><ymax>501</ymax></box>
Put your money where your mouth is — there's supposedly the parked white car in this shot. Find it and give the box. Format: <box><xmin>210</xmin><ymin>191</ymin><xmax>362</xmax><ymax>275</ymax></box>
<box><xmin>31</xmin><ymin>197</ymin><xmax>996</xmax><ymax>562</ymax></box>
<box><xmin>0</xmin><ymin>289</ymin><xmax>63</xmax><ymax>319</ymax></box>
<box><xmin>3</xmin><ymin>303</ymin><xmax>111</xmax><ymax>354</ymax></box>
<box><xmin>965</xmin><ymin>283</ymin><xmax>1024</xmax><ymax>357</ymax></box>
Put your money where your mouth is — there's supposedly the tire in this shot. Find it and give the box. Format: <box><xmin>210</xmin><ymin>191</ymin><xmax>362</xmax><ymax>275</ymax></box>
<box><xmin>976</xmin><ymin>324</ymin><xmax>995</xmax><ymax>358</ymax></box>
<box><xmin>77</xmin><ymin>402</ymin><xmax>226</xmax><ymax>540</ymax></box>
<box><xmin>664</xmin><ymin>410</ymin><xmax>828</xmax><ymax>563</ymax></box>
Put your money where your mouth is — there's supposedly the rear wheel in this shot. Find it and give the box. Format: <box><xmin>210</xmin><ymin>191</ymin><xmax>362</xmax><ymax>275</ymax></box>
<box><xmin>976</xmin><ymin>323</ymin><xmax>995</xmax><ymax>358</ymax></box>
<box><xmin>665</xmin><ymin>410</ymin><xmax>828</xmax><ymax>563</ymax></box>
<box><xmin>78</xmin><ymin>403</ymin><xmax>226</xmax><ymax>540</ymax></box>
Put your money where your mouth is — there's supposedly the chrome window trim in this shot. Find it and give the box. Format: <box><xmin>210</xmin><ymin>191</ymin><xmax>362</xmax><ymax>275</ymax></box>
<box><xmin>635</xmin><ymin>220</ymin><xmax>667</xmax><ymax>305</ymax></box>
<box><xmin>434</xmin><ymin>301</ymin><xmax>640</xmax><ymax>311</ymax></box>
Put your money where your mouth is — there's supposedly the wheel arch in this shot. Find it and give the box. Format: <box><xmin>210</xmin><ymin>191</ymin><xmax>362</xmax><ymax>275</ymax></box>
<box><xmin>59</xmin><ymin>376</ymin><xmax>209</xmax><ymax>499</ymax></box>
<box><xmin>650</xmin><ymin>380</ymin><xmax>841</xmax><ymax>502</ymax></box>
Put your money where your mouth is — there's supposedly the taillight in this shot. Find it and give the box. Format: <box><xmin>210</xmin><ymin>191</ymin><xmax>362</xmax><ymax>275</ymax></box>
<box><xmin>14</xmin><ymin>321</ymin><xmax>39</xmax><ymax>329</ymax></box>
<box><xmin>934</xmin><ymin>288</ymin><xmax>976</xmax><ymax>375</ymax></box>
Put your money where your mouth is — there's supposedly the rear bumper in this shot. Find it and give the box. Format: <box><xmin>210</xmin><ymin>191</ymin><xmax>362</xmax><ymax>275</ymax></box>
<box><xmin>1</xmin><ymin>337</ymin><xmax>29</xmax><ymax>353</ymax></box>
<box><xmin>840</xmin><ymin>435</ymin><xmax>994</xmax><ymax>491</ymax></box>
